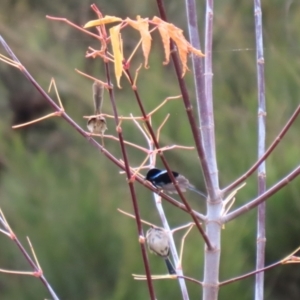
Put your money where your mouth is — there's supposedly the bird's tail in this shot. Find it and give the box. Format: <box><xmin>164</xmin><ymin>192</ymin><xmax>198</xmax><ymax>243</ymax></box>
<box><xmin>165</xmin><ymin>258</ymin><xmax>176</xmax><ymax>275</ymax></box>
<box><xmin>93</xmin><ymin>81</ymin><xmax>104</xmax><ymax>114</ymax></box>
<box><xmin>188</xmin><ymin>185</ymin><xmax>207</xmax><ymax>199</ymax></box>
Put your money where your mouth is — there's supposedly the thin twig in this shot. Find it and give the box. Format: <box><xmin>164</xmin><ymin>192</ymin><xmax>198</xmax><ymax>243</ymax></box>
<box><xmin>46</xmin><ymin>16</ymin><xmax>103</xmax><ymax>41</ymax></box>
<box><xmin>220</xmin><ymin>247</ymin><xmax>300</xmax><ymax>286</ymax></box>
<box><xmin>220</xmin><ymin>261</ymin><xmax>279</xmax><ymax>287</ymax></box>
<box><xmin>133</xmin><ymin>273</ymin><xmax>203</xmax><ymax>285</ymax></box>
<box><xmin>48</xmin><ymin>78</ymin><xmax>65</xmax><ymax>111</ymax></box>
<box><xmin>222</xmin><ymin>105</ymin><xmax>300</xmax><ymax>194</ymax></box>
<box><xmin>12</xmin><ymin>112</ymin><xmax>62</xmax><ymax>129</ymax></box>
<box><xmin>117</xmin><ymin>208</ymin><xmax>157</xmax><ymax>227</ymax></box>
<box><xmin>223</xmin><ymin>165</ymin><xmax>300</xmax><ymax>223</ymax></box>
<box><xmin>0</xmin><ymin>209</ymin><xmax>59</xmax><ymax>300</ymax></box>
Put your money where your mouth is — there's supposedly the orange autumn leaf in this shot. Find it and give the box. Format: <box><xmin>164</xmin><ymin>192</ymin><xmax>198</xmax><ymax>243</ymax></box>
<box><xmin>152</xmin><ymin>17</ymin><xmax>170</xmax><ymax>65</ymax></box>
<box><xmin>152</xmin><ymin>16</ymin><xmax>205</xmax><ymax>76</ymax></box>
<box><xmin>84</xmin><ymin>16</ymin><xmax>122</xmax><ymax>28</ymax></box>
<box><xmin>126</xmin><ymin>16</ymin><xmax>151</xmax><ymax>68</ymax></box>
<box><xmin>109</xmin><ymin>25</ymin><xmax>123</xmax><ymax>88</ymax></box>
<box><xmin>168</xmin><ymin>23</ymin><xmax>190</xmax><ymax>76</ymax></box>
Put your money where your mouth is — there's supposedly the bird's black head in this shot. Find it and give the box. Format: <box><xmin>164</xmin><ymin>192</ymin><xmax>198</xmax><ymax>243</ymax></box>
<box><xmin>145</xmin><ymin>168</ymin><xmax>162</xmax><ymax>181</ymax></box>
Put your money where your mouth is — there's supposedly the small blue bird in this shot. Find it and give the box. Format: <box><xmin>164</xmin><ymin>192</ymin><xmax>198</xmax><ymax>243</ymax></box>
<box><xmin>145</xmin><ymin>168</ymin><xmax>206</xmax><ymax>198</ymax></box>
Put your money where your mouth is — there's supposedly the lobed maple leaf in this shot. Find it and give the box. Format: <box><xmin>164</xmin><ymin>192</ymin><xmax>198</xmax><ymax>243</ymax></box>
<box><xmin>125</xmin><ymin>16</ymin><xmax>152</xmax><ymax>68</ymax></box>
<box><xmin>152</xmin><ymin>16</ymin><xmax>204</xmax><ymax>77</ymax></box>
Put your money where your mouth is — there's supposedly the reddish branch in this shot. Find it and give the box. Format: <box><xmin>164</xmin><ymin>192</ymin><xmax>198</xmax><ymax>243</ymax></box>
<box><xmin>223</xmin><ymin>104</ymin><xmax>300</xmax><ymax>194</ymax></box>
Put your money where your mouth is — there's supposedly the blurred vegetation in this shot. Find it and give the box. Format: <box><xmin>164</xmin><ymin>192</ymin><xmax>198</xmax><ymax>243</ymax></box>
<box><xmin>0</xmin><ymin>0</ymin><xmax>300</xmax><ymax>299</ymax></box>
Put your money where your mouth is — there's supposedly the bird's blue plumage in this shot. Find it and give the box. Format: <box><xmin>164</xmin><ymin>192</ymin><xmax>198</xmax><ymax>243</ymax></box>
<box><xmin>145</xmin><ymin>168</ymin><xmax>206</xmax><ymax>198</ymax></box>
<box><xmin>149</xmin><ymin>170</ymin><xmax>167</xmax><ymax>180</ymax></box>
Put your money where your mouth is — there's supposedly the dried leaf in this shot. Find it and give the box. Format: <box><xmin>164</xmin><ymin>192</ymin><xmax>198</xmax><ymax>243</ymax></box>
<box><xmin>109</xmin><ymin>25</ymin><xmax>123</xmax><ymax>88</ymax></box>
<box><xmin>126</xmin><ymin>16</ymin><xmax>151</xmax><ymax>68</ymax></box>
<box><xmin>169</xmin><ymin>24</ymin><xmax>190</xmax><ymax>76</ymax></box>
<box><xmin>152</xmin><ymin>17</ymin><xmax>170</xmax><ymax>65</ymax></box>
<box><xmin>84</xmin><ymin>16</ymin><xmax>122</xmax><ymax>28</ymax></box>
<box><xmin>152</xmin><ymin>17</ymin><xmax>205</xmax><ymax>76</ymax></box>
<box><xmin>189</xmin><ymin>46</ymin><xmax>205</xmax><ymax>57</ymax></box>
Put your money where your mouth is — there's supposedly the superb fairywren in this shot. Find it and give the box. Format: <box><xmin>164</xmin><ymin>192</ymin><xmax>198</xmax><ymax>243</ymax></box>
<box><xmin>87</xmin><ymin>81</ymin><xmax>107</xmax><ymax>136</ymax></box>
<box><xmin>145</xmin><ymin>168</ymin><xmax>206</xmax><ymax>198</ymax></box>
<box><xmin>146</xmin><ymin>226</ymin><xmax>176</xmax><ymax>275</ymax></box>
